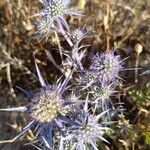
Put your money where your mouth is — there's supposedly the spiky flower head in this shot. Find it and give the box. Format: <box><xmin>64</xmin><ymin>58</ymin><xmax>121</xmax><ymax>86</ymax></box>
<box><xmin>92</xmin><ymin>83</ymin><xmax>114</xmax><ymax>100</ymax></box>
<box><xmin>57</xmin><ymin>97</ymin><xmax>111</xmax><ymax>150</ymax></box>
<box><xmin>35</xmin><ymin>0</ymin><xmax>81</xmax><ymax>31</ymax></box>
<box><xmin>40</xmin><ymin>0</ymin><xmax>72</xmax><ymax>19</ymax></box>
<box><xmin>61</xmin><ymin>111</ymin><xmax>110</xmax><ymax>150</ymax></box>
<box><xmin>30</xmin><ymin>85</ymin><xmax>69</xmax><ymax>123</ymax></box>
<box><xmin>0</xmin><ymin>62</ymin><xmax>78</xmax><ymax>149</ymax></box>
<box><xmin>70</xmin><ymin>28</ymin><xmax>88</xmax><ymax>45</ymax></box>
<box><xmin>75</xmin><ymin>114</ymin><xmax>108</xmax><ymax>142</ymax></box>
<box><xmin>75</xmin><ymin>70</ymin><xmax>96</xmax><ymax>90</ymax></box>
<box><xmin>90</xmin><ymin>51</ymin><xmax>123</xmax><ymax>83</ymax></box>
<box><xmin>92</xmin><ymin>83</ymin><xmax>116</xmax><ymax>111</ymax></box>
<box><xmin>117</xmin><ymin>114</ymin><xmax>133</xmax><ymax>134</ymax></box>
<box><xmin>34</xmin><ymin>17</ymin><xmax>56</xmax><ymax>41</ymax></box>
<box><xmin>34</xmin><ymin>0</ymin><xmax>81</xmax><ymax>44</ymax></box>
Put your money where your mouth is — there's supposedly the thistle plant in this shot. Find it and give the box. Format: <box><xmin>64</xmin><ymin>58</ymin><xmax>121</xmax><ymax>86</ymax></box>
<box><xmin>0</xmin><ymin>62</ymin><xmax>78</xmax><ymax>149</ymax></box>
<box><xmin>0</xmin><ymin>1</ymin><xmax>135</xmax><ymax>150</ymax></box>
<box><xmin>34</xmin><ymin>0</ymin><xmax>81</xmax><ymax>45</ymax></box>
<box><xmin>34</xmin><ymin>16</ymin><xmax>57</xmax><ymax>41</ymax></box>
<box><xmin>0</xmin><ymin>50</ymin><xmax>125</xmax><ymax>149</ymax></box>
<box><xmin>90</xmin><ymin>51</ymin><xmax>123</xmax><ymax>83</ymax></box>
<box><xmin>91</xmin><ymin>83</ymin><xmax>116</xmax><ymax>112</ymax></box>
<box><xmin>58</xmin><ymin>100</ymin><xmax>111</xmax><ymax>150</ymax></box>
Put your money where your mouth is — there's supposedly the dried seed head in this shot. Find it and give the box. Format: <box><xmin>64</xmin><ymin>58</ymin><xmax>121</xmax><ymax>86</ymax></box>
<box><xmin>30</xmin><ymin>87</ymin><xmax>68</xmax><ymax>123</ymax></box>
<box><xmin>134</xmin><ymin>43</ymin><xmax>143</xmax><ymax>54</ymax></box>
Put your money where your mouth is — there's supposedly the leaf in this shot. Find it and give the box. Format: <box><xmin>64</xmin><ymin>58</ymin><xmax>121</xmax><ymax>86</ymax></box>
<box><xmin>143</xmin><ymin>132</ymin><xmax>150</xmax><ymax>144</ymax></box>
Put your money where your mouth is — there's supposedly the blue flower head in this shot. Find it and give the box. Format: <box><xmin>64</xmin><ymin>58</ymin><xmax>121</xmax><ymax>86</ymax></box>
<box><xmin>34</xmin><ymin>0</ymin><xmax>81</xmax><ymax>43</ymax></box>
<box><xmin>92</xmin><ymin>83</ymin><xmax>116</xmax><ymax>111</ymax></box>
<box><xmin>69</xmin><ymin>28</ymin><xmax>88</xmax><ymax>46</ymax></box>
<box><xmin>0</xmin><ymin>61</ymin><xmax>78</xmax><ymax>149</ymax></box>
<box><xmin>76</xmin><ymin>70</ymin><xmax>96</xmax><ymax>89</ymax></box>
<box><xmin>34</xmin><ymin>17</ymin><xmax>57</xmax><ymax>41</ymax></box>
<box><xmin>59</xmin><ymin>100</ymin><xmax>112</xmax><ymax>150</ymax></box>
<box><xmin>90</xmin><ymin>51</ymin><xmax>123</xmax><ymax>83</ymax></box>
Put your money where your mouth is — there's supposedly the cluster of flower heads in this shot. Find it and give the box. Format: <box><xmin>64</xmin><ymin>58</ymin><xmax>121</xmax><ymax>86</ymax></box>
<box><xmin>0</xmin><ymin>1</ymin><xmax>127</xmax><ymax>150</ymax></box>
<box><xmin>0</xmin><ymin>61</ymin><xmax>113</xmax><ymax>150</ymax></box>
<box><xmin>74</xmin><ymin>50</ymin><xmax>123</xmax><ymax>113</ymax></box>
<box><xmin>0</xmin><ymin>50</ymin><xmax>123</xmax><ymax>150</ymax></box>
<box><xmin>34</xmin><ymin>0</ymin><xmax>81</xmax><ymax>45</ymax></box>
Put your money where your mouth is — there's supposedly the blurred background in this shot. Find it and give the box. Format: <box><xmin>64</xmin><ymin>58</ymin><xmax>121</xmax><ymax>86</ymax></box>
<box><xmin>0</xmin><ymin>0</ymin><xmax>149</xmax><ymax>149</ymax></box>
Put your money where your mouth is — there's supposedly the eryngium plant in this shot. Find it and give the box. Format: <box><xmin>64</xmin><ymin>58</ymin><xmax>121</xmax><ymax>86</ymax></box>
<box><xmin>64</xmin><ymin>114</ymin><xmax>110</xmax><ymax>150</ymax></box>
<box><xmin>0</xmin><ymin>1</ymin><xmax>130</xmax><ymax>149</ymax></box>
<box><xmin>90</xmin><ymin>51</ymin><xmax>123</xmax><ymax>83</ymax></box>
<box><xmin>0</xmin><ymin>62</ymin><xmax>79</xmax><ymax>149</ymax></box>
<box><xmin>58</xmin><ymin>99</ymin><xmax>111</xmax><ymax>150</ymax></box>
<box><xmin>34</xmin><ymin>0</ymin><xmax>81</xmax><ymax>45</ymax></box>
<box><xmin>0</xmin><ymin>49</ymin><xmax>125</xmax><ymax>150</ymax></box>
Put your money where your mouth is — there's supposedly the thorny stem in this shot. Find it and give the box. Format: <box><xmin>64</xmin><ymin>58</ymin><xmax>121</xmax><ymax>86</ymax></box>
<box><xmin>0</xmin><ymin>139</ymin><xmax>15</xmax><ymax>144</ymax></box>
<box><xmin>57</xmin><ymin>19</ymin><xmax>73</xmax><ymax>47</ymax></box>
<box><xmin>54</xmin><ymin>31</ymin><xmax>63</xmax><ymax>61</ymax></box>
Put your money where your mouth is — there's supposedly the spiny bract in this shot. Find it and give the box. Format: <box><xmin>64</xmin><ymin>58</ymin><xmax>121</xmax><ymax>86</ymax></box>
<box><xmin>60</xmin><ymin>110</ymin><xmax>111</xmax><ymax>150</ymax></box>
